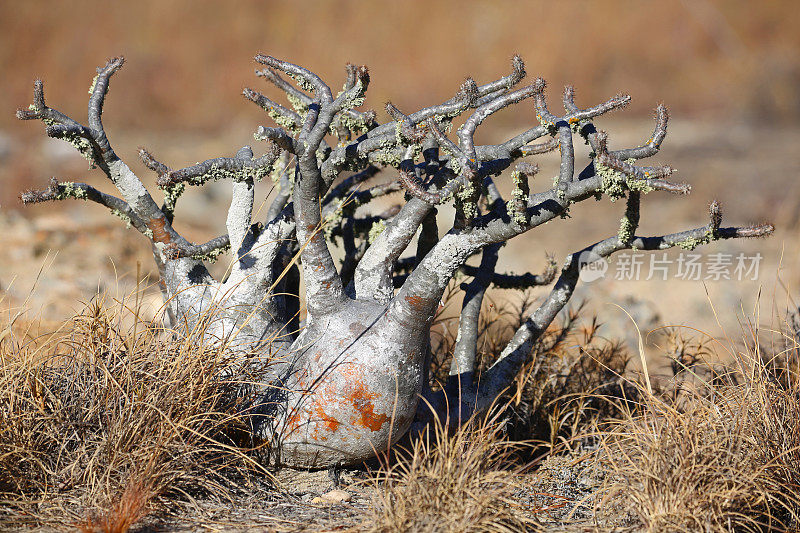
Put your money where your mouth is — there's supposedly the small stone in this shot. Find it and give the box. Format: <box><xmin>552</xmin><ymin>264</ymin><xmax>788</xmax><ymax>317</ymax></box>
<box><xmin>311</xmin><ymin>489</ymin><xmax>352</xmax><ymax>504</ymax></box>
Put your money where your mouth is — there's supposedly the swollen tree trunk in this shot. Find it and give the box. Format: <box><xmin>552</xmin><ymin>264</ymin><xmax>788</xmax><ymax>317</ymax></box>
<box><xmin>16</xmin><ymin>55</ymin><xmax>772</xmax><ymax>468</ymax></box>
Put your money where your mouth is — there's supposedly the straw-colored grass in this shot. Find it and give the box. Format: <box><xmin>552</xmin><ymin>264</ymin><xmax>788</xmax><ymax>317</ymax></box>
<box><xmin>0</xmin><ymin>293</ymin><xmax>271</xmax><ymax>530</ymax></box>
<box><xmin>600</xmin><ymin>322</ymin><xmax>800</xmax><ymax>532</ymax></box>
<box><xmin>3</xmin><ymin>280</ymin><xmax>800</xmax><ymax>531</ymax></box>
<box><xmin>366</xmin><ymin>414</ymin><xmax>535</xmax><ymax>533</ymax></box>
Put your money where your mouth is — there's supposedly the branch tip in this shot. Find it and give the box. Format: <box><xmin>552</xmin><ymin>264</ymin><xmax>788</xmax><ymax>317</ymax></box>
<box><xmin>98</xmin><ymin>56</ymin><xmax>125</xmax><ymax>77</ymax></box>
<box><xmin>138</xmin><ymin>147</ymin><xmax>171</xmax><ymax>176</ymax></box>
<box><xmin>709</xmin><ymin>200</ymin><xmax>722</xmax><ymax>232</ymax></box>
<box><xmin>515</xmin><ymin>161</ymin><xmax>539</xmax><ymax>177</ymax></box>
<box><xmin>458</xmin><ymin>78</ymin><xmax>479</xmax><ymax>106</ymax></box>
<box><xmin>510</xmin><ymin>54</ymin><xmax>526</xmax><ymax>84</ymax></box>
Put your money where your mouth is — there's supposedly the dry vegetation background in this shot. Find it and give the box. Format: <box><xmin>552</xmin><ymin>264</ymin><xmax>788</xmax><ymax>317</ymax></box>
<box><xmin>1</xmin><ymin>1</ymin><xmax>800</xmax><ymax>530</ymax></box>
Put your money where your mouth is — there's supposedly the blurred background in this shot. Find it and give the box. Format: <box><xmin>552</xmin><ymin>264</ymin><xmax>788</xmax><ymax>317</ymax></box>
<box><xmin>1</xmin><ymin>1</ymin><xmax>798</xmax><ymax>368</ymax></box>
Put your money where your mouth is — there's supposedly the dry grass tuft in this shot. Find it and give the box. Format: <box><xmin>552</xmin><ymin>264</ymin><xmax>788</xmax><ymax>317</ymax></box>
<box><xmin>78</xmin><ymin>480</ymin><xmax>153</xmax><ymax>533</ymax></box>
<box><xmin>600</xmin><ymin>323</ymin><xmax>800</xmax><ymax>532</ymax></box>
<box><xmin>0</xmin><ymin>293</ymin><xmax>271</xmax><ymax>530</ymax></box>
<box><xmin>505</xmin><ymin>306</ymin><xmax>636</xmax><ymax>455</ymax></box>
<box><xmin>434</xmin><ymin>292</ymin><xmax>635</xmax><ymax>455</ymax></box>
<box><xmin>366</xmin><ymin>415</ymin><xmax>534</xmax><ymax>533</ymax></box>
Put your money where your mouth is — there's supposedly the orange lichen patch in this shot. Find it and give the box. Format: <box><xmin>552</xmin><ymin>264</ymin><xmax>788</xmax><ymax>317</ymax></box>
<box><xmin>146</xmin><ymin>216</ymin><xmax>172</xmax><ymax>245</ymax></box>
<box><xmin>404</xmin><ymin>295</ymin><xmax>431</xmax><ymax>314</ymax></box>
<box><xmin>310</xmin><ymin>401</ymin><xmax>340</xmax><ymax>432</ymax></box>
<box><xmin>339</xmin><ymin>372</ymin><xmax>390</xmax><ymax>432</ymax></box>
<box><xmin>350</xmin><ymin>386</ymin><xmax>389</xmax><ymax>431</ymax></box>
<box><xmin>282</xmin><ymin>363</ymin><xmax>391</xmax><ymax>444</ymax></box>
<box><xmin>284</xmin><ymin>411</ymin><xmax>304</xmax><ymax>435</ymax></box>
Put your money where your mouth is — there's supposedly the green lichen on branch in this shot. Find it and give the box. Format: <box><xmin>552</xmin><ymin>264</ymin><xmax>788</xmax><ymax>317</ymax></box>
<box><xmin>368</xmin><ymin>219</ymin><xmax>386</xmax><ymax>244</ymax></box>
<box><xmin>183</xmin><ymin>163</ymin><xmax>273</xmax><ymax>186</ymax></box>
<box><xmin>88</xmin><ymin>74</ymin><xmax>100</xmax><ymax>96</ymax></box>
<box><xmin>617</xmin><ymin>192</ymin><xmax>640</xmax><ymax>245</ymax></box>
<box><xmin>34</xmin><ymin>110</ymin><xmax>97</xmax><ymax>164</ymax></box>
<box><xmin>595</xmin><ymin>161</ymin><xmax>627</xmax><ymax>201</ymax></box>
<box><xmin>109</xmin><ymin>207</ymin><xmax>134</xmax><ymax>229</ymax></box>
<box><xmin>338</xmin><ymin>80</ymin><xmax>366</xmax><ymax>111</ymax></box>
<box><xmin>393</xmin><ymin>121</ymin><xmax>404</xmax><ymax>145</ymax></box>
<box><xmin>190</xmin><ymin>244</ymin><xmax>230</xmax><ymax>262</ymax></box>
<box><xmin>268</xmin><ymin>108</ymin><xmax>300</xmax><ymax>132</ymax></box>
<box><xmin>331</xmin><ymin>112</ymin><xmax>372</xmax><ymax>139</ymax></box>
<box><xmin>456</xmin><ymin>181</ymin><xmax>478</xmax><ymax>221</ymax></box>
<box><xmin>285</xmin><ymin>93</ymin><xmax>309</xmax><ymax>118</ymax></box>
<box><xmin>675</xmin><ymin>230</ymin><xmax>715</xmax><ymax>251</ymax></box>
<box><xmin>62</xmin><ymin>134</ymin><xmax>96</xmax><ymax>164</ymax></box>
<box><xmin>371</xmin><ymin>148</ymin><xmax>403</xmax><ymax>168</ymax></box>
<box><xmin>323</xmin><ymin>195</ymin><xmax>368</xmax><ymax>241</ymax></box>
<box><xmin>596</xmin><ymin>158</ymin><xmax>655</xmax><ymax>202</ymax></box>
<box><xmin>626</xmin><ymin>179</ymin><xmax>655</xmax><ymax>194</ymax></box>
<box><xmin>323</xmin><ymin>149</ymin><xmax>366</xmax><ymax>181</ymax></box>
<box><xmin>286</xmin><ymin>72</ymin><xmax>316</xmax><ymax>94</ymax></box>
<box><xmin>161</xmin><ymin>182</ymin><xmax>185</xmax><ymax>217</ymax></box>
<box><xmin>52</xmin><ymin>181</ymin><xmax>89</xmax><ymax>201</ymax></box>
<box><xmin>509</xmin><ymin>169</ymin><xmax>530</xmax><ymax>226</ymax></box>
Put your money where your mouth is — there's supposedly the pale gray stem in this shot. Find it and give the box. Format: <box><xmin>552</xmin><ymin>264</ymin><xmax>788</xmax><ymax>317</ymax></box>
<box><xmin>450</xmin><ymin>243</ymin><xmax>501</xmax><ymax>376</ymax></box>
<box><xmin>227</xmin><ymin>178</ymin><xmax>255</xmax><ymax>256</ymax></box>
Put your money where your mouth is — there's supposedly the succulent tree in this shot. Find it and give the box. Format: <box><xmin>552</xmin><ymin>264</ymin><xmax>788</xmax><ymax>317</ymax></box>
<box><xmin>16</xmin><ymin>55</ymin><xmax>772</xmax><ymax>468</ymax></box>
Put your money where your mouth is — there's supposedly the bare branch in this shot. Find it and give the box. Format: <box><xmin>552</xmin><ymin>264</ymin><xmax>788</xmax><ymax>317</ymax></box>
<box><xmin>460</xmin><ymin>255</ymin><xmax>557</xmax><ymax>290</ymax></box>
<box><xmin>138</xmin><ymin>147</ymin><xmax>170</xmax><ymax>176</ymax></box>
<box><xmin>158</xmin><ymin>144</ymin><xmax>281</xmax><ymax>187</ymax></box>
<box><xmin>398</xmin><ymin>159</ymin><xmax>449</xmax><ymax>205</ymax></box>
<box><xmin>304</xmin><ymin>63</ymin><xmax>370</xmax><ymax>150</ymax></box>
<box><xmin>87</xmin><ymin>56</ymin><xmax>125</xmax><ymax>150</ymax></box>
<box><xmin>614</xmin><ymin>104</ymin><xmax>670</xmax><ymax>160</ymax></box>
<box><xmin>243</xmin><ymin>87</ymin><xmax>302</xmax><ymax>131</ymax></box>
<box><xmin>17</xmin><ymin>58</ymin><xmax>184</xmax><ymax>250</ymax></box>
<box><xmin>254</xmin><ymin>54</ymin><xmax>333</xmax><ymax>104</ymax></box>
<box><xmin>16</xmin><ymin>79</ymin><xmax>81</xmax><ymax>127</ymax></box>
<box><xmin>20</xmin><ymin>178</ymin><xmax>148</xmax><ymax>235</ymax></box>
<box><xmin>562</xmin><ymin>86</ymin><xmax>630</xmax><ymax>123</ymax></box>
<box><xmin>595</xmin><ymin>131</ymin><xmax>689</xmax><ymax>194</ymax></box>
<box><xmin>254</xmin><ymin>126</ymin><xmax>296</xmax><ymax>153</ymax></box>
<box><xmin>473</xmin><ymin>54</ymin><xmax>527</xmax><ymax>101</ymax></box>
<box><xmin>163</xmin><ymin>235</ymin><xmax>231</xmax><ymax>260</ymax></box>
<box><xmin>458</xmin><ymin>79</ymin><xmax>545</xmax><ymax>162</ymax></box>
<box><xmin>324</xmin><ymin>165</ymin><xmax>381</xmax><ymax>205</ymax></box>
<box><xmin>520</xmin><ymin>137</ymin><xmax>559</xmax><ymax>156</ymax></box>
<box><xmin>427</xmin><ymin>119</ymin><xmax>463</xmax><ymax>163</ymax></box>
